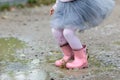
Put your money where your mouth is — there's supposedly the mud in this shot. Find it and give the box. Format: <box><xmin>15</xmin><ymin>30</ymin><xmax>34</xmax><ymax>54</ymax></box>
<box><xmin>0</xmin><ymin>0</ymin><xmax>120</xmax><ymax>80</ymax></box>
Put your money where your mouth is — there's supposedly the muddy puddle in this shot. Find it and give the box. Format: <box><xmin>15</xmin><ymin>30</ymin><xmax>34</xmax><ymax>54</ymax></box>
<box><xmin>0</xmin><ymin>37</ymin><xmax>119</xmax><ymax>80</ymax></box>
<box><xmin>0</xmin><ymin>2</ymin><xmax>120</xmax><ymax>79</ymax></box>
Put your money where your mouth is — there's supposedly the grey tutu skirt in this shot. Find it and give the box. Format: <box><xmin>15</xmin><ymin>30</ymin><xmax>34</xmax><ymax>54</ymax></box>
<box><xmin>51</xmin><ymin>0</ymin><xmax>115</xmax><ymax>30</ymax></box>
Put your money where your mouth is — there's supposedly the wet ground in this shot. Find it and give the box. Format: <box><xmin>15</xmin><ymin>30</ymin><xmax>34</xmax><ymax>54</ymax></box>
<box><xmin>0</xmin><ymin>0</ymin><xmax>120</xmax><ymax>80</ymax></box>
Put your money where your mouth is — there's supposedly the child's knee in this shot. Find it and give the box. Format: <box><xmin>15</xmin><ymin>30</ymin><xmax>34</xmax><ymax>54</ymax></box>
<box><xmin>51</xmin><ymin>28</ymin><xmax>62</xmax><ymax>38</ymax></box>
<box><xmin>63</xmin><ymin>29</ymin><xmax>74</xmax><ymax>39</ymax></box>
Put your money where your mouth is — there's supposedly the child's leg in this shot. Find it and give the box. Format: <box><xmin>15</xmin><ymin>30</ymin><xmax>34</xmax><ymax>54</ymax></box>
<box><xmin>63</xmin><ymin>28</ymin><xmax>88</xmax><ymax>69</ymax></box>
<box><xmin>51</xmin><ymin>28</ymin><xmax>67</xmax><ymax>46</ymax></box>
<box><xmin>63</xmin><ymin>28</ymin><xmax>83</xmax><ymax>50</ymax></box>
<box><xmin>51</xmin><ymin>28</ymin><xmax>73</xmax><ymax>67</ymax></box>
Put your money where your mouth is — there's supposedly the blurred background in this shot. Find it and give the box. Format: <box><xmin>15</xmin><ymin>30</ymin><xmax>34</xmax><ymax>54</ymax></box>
<box><xmin>0</xmin><ymin>0</ymin><xmax>55</xmax><ymax>11</ymax></box>
<box><xmin>0</xmin><ymin>0</ymin><xmax>120</xmax><ymax>80</ymax></box>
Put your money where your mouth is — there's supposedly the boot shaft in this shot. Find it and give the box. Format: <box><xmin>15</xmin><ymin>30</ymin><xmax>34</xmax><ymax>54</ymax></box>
<box><xmin>60</xmin><ymin>43</ymin><xmax>73</xmax><ymax>56</ymax></box>
<box><xmin>73</xmin><ymin>45</ymin><xmax>87</xmax><ymax>60</ymax></box>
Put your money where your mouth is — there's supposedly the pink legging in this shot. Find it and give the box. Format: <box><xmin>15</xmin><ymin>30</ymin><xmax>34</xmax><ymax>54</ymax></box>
<box><xmin>51</xmin><ymin>28</ymin><xmax>83</xmax><ymax>50</ymax></box>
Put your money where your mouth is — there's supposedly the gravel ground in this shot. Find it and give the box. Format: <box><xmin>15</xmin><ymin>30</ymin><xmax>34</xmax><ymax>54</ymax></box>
<box><xmin>0</xmin><ymin>0</ymin><xmax>120</xmax><ymax>80</ymax></box>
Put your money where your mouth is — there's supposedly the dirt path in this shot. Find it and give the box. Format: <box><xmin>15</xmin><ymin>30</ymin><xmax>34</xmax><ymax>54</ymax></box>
<box><xmin>0</xmin><ymin>0</ymin><xmax>120</xmax><ymax>80</ymax></box>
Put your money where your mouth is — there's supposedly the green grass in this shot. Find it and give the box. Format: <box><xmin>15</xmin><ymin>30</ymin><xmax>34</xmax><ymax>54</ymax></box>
<box><xmin>0</xmin><ymin>37</ymin><xmax>26</xmax><ymax>62</ymax></box>
<box><xmin>27</xmin><ymin>0</ymin><xmax>55</xmax><ymax>6</ymax></box>
<box><xmin>0</xmin><ymin>0</ymin><xmax>55</xmax><ymax>11</ymax></box>
<box><xmin>113</xmin><ymin>41</ymin><xmax>120</xmax><ymax>45</ymax></box>
<box><xmin>0</xmin><ymin>3</ymin><xmax>10</xmax><ymax>11</ymax></box>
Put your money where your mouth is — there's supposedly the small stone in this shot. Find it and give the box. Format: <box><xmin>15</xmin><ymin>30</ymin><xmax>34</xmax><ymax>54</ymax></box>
<box><xmin>106</xmin><ymin>55</ymin><xmax>110</xmax><ymax>57</ymax></box>
<box><xmin>35</xmin><ymin>55</ymin><xmax>38</xmax><ymax>57</ymax></box>
<box><xmin>23</xmin><ymin>23</ymin><xmax>27</xmax><ymax>25</ymax></box>
<box><xmin>31</xmin><ymin>59</ymin><xmax>40</xmax><ymax>64</ymax></box>
<box><xmin>1</xmin><ymin>16</ymin><xmax>8</xmax><ymax>19</ymax></box>
<box><xmin>35</xmin><ymin>19</ymin><xmax>39</xmax><ymax>21</ymax></box>
<box><xmin>82</xmin><ymin>76</ymin><xmax>85</xmax><ymax>78</ymax></box>
<box><xmin>41</xmin><ymin>52</ymin><xmax>44</xmax><ymax>54</ymax></box>
<box><xmin>32</xmin><ymin>48</ymin><xmax>34</xmax><ymax>50</ymax></box>
<box><xmin>50</xmin><ymin>78</ymin><xmax>54</xmax><ymax>80</ymax></box>
<box><xmin>20</xmin><ymin>54</ymin><xmax>26</xmax><ymax>57</ymax></box>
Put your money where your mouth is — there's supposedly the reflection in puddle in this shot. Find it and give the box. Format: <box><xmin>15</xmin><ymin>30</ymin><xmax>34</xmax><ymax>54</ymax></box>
<box><xmin>0</xmin><ymin>37</ymin><xmax>117</xmax><ymax>80</ymax></box>
<box><xmin>0</xmin><ymin>37</ymin><xmax>28</xmax><ymax>80</ymax></box>
<box><xmin>0</xmin><ymin>37</ymin><xmax>26</xmax><ymax>62</ymax></box>
<box><xmin>0</xmin><ymin>37</ymin><xmax>50</xmax><ymax>80</ymax></box>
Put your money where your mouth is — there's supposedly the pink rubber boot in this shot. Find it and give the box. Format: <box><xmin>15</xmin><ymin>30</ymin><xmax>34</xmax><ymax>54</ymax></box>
<box><xmin>55</xmin><ymin>43</ymin><xmax>73</xmax><ymax>67</ymax></box>
<box><xmin>66</xmin><ymin>45</ymin><xmax>88</xmax><ymax>69</ymax></box>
